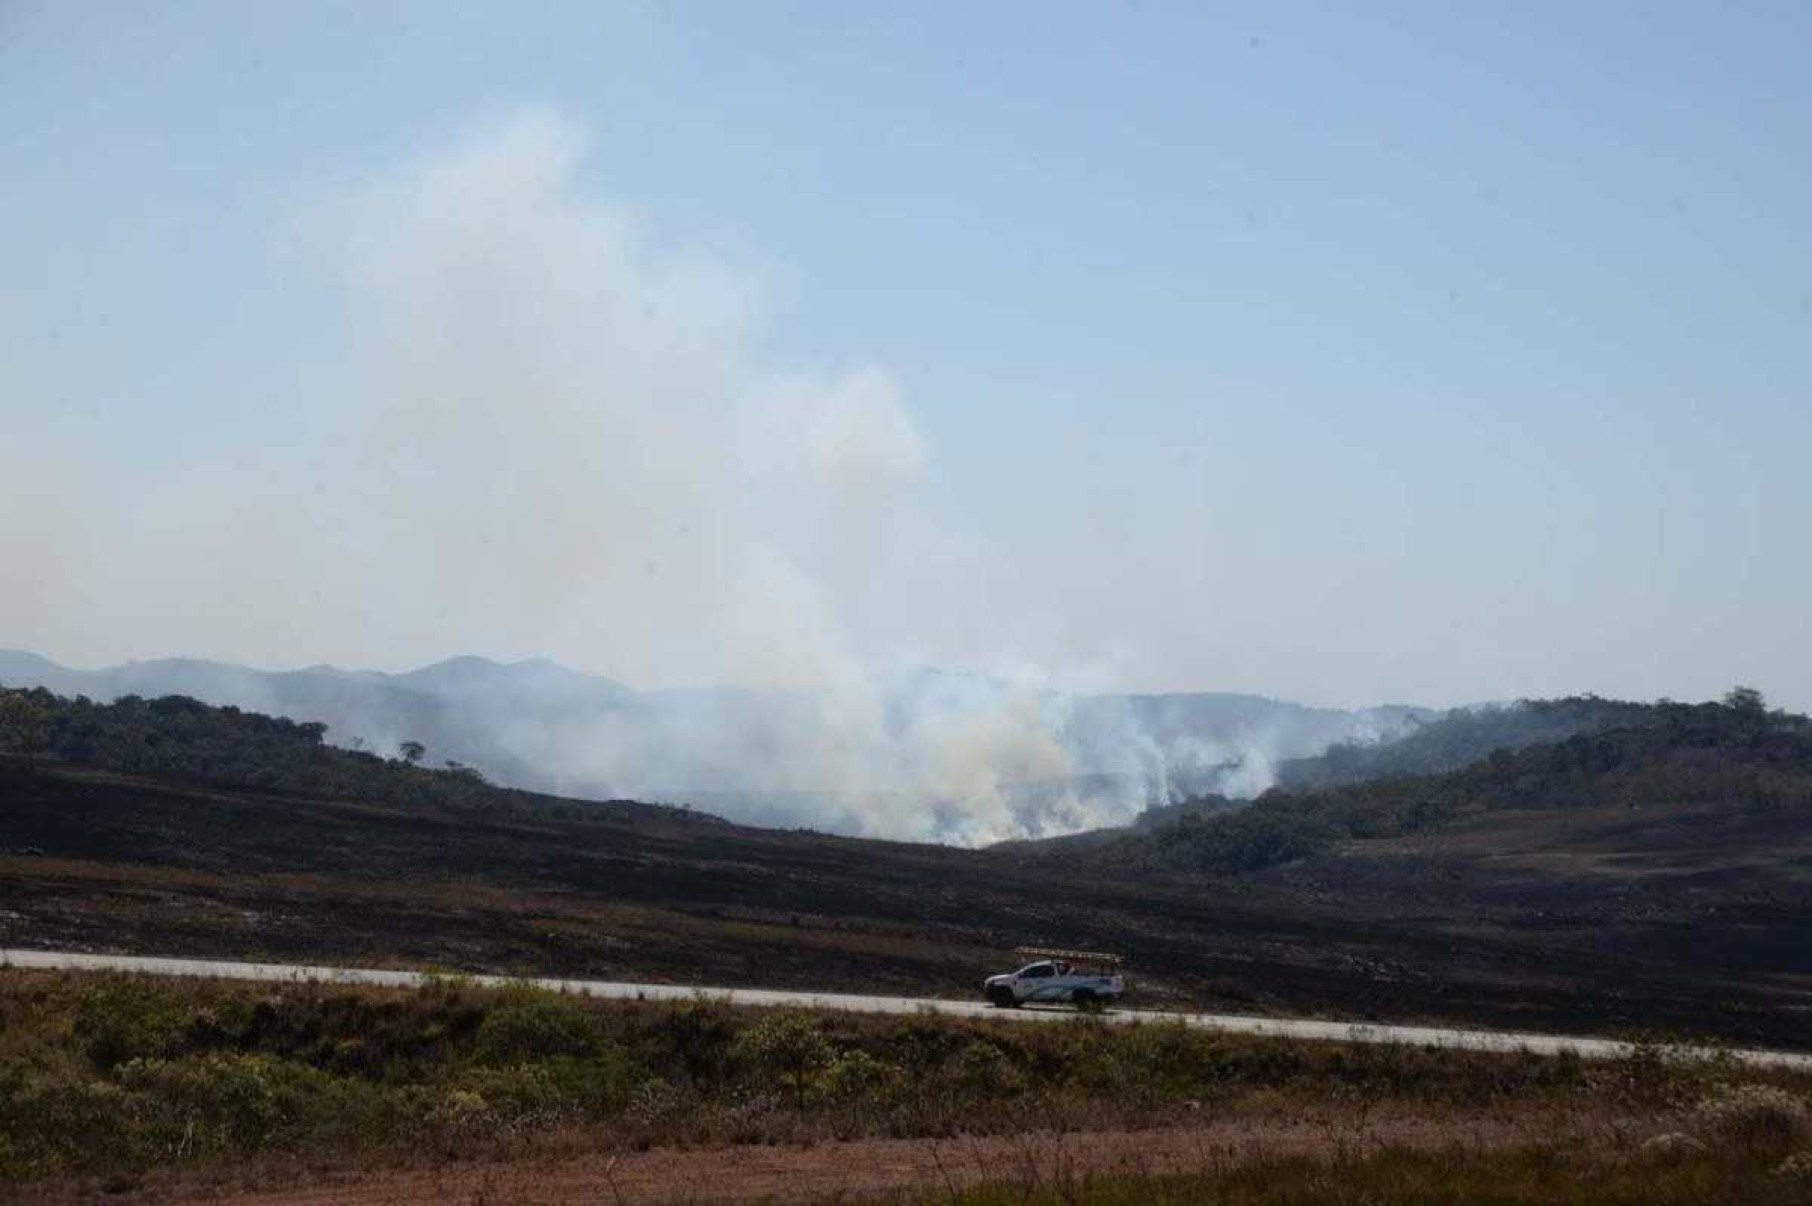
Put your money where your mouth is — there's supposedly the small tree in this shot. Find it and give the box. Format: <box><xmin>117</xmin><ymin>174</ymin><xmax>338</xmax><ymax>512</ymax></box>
<box><xmin>398</xmin><ymin>740</ymin><xmax>426</xmax><ymax>766</ymax></box>
<box><xmin>732</xmin><ymin>1011</ymin><xmax>832</xmax><ymax>1110</ymax></box>
<box><xmin>442</xmin><ymin>760</ymin><xmax>486</xmax><ymax>784</ymax></box>
<box><xmin>1723</xmin><ymin>685</ymin><xmax>1766</xmax><ymax>715</ymax></box>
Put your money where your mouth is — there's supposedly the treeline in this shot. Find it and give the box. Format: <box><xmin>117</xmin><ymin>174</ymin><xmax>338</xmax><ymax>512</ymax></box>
<box><xmin>1273</xmin><ymin>695</ymin><xmax>1667</xmax><ymax>791</ymax></box>
<box><xmin>1112</xmin><ymin>692</ymin><xmax>1812</xmax><ymax>876</ymax></box>
<box><xmin>1128</xmin><ymin>696</ymin><xmax>1661</xmax><ymax>833</ymax></box>
<box><xmin>0</xmin><ymin>685</ymin><xmax>694</xmax><ymax>824</ymax></box>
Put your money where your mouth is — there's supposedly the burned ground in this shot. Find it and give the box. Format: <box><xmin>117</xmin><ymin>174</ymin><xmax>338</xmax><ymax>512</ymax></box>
<box><xmin>1</xmin><ymin>754</ymin><xmax>1807</xmax><ymax>1046</ymax></box>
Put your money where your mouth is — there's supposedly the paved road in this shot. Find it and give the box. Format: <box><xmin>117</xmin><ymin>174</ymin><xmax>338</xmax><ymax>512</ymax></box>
<box><xmin>5</xmin><ymin>948</ymin><xmax>1807</xmax><ymax>1070</ymax></box>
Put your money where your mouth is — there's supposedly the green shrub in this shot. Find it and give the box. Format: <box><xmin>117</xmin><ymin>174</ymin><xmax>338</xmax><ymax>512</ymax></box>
<box><xmin>114</xmin><ymin>1053</ymin><xmax>391</xmax><ymax>1158</ymax></box>
<box><xmin>821</xmin><ymin>1048</ymin><xmax>903</xmax><ymax>1102</ymax></box>
<box><xmin>456</xmin><ymin>1050</ymin><xmax>635</xmax><ymax>1125</ymax></box>
<box><xmin>889</xmin><ymin>1014</ymin><xmax>973</xmax><ymax>1078</ymax></box>
<box><xmin>121</xmin><ymin>1054</ymin><xmax>286</xmax><ymax>1152</ymax></box>
<box><xmin>733</xmin><ymin>1011</ymin><xmax>833</xmax><ymax>1109</ymax></box>
<box><xmin>230</xmin><ymin>988</ymin><xmax>483</xmax><ymax>1076</ymax></box>
<box><xmin>420</xmin><ymin>1085</ymin><xmax>494</xmax><ymax>1147</ymax></box>
<box><xmin>0</xmin><ymin>1074</ymin><xmax>155</xmax><ymax>1178</ymax></box>
<box><xmin>73</xmin><ymin>976</ymin><xmax>189</xmax><ymax>1069</ymax></box>
<box><xmin>636</xmin><ymin>1000</ymin><xmax>740</xmax><ymax>1091</ymax></box>
<box><xmin>454</xmin><ymin>1063</ymin><xmax>570</xmax><ymax>1127</ymax></box>
<box><xmin>1098</xmin><ymin>1021</ymin><xmax>1218</xmax><ymax>1101</ymax></box>
<box><xmin>949</xmin><ymin>1040</ymin><xmax>1025</xmax><ymax>1098</ymax></box>
<box><xmin>473</xmin><ymin>988</ymin><xmax>599</xmax><ymax>1064</ymax></box>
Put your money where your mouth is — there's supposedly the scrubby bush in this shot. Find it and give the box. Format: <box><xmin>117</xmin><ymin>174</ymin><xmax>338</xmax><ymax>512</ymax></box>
<box><xmin>1773</xmin><ymin>1151</ymin><xmax>1812</xmax><ymax>1185</ymax></box>
<box><xmin>626</xmin><ymin>1077</ymin><xmax>688</xmax><ymax>1129</ymax></box>
<box><xmin>422</xmin><ymin>1086</ymin><xmax>493</xmax><ymax>1140</ymax></box>
<box><xmin>0</xmin><ymin>1074</ymin><xmax>150</xmax><ymax>1179</ymax></box>
<box><xmin>73</xmin><ymin>976</ymin><xmax>189</xmax><ymax>1069</ymax></box>
<box><xmin>116</xmin><ymin>1053</ymin><xmax>392</xmax><ymax>1157</ymax></box>
<box><xmin>1693</xmin><ymin>1085</ymin><xmax>1809</xmax><ymax>1152</ymax></box>
<box><xmin>821</xmin><ymin>1048</ymin><xmax>902</xmax><ymax>1103</ymax></box>
<box><xmin>1640</xmin><ymin>1131</ymin><xmax>1707</xmax><ymax>1161</ymax></box>
<box><xmin>732</xmin><ymin>1011</ymin><xmax>833</xmax><ymax>1109</ymax></box>
<box><xmin>473</xmin><ymin>988</ymin><xmax>599</xmax><ymax>1063</ymax></box>
<box><xmin>460</xmin><ymin>1049</ymin><xmax>636</xmax><ymax>1124</ymax></box>
<box><xmin>118</xmin><ymin>1054</ymin><xmax>288</xmax><ymax>1151</ymax></box>
<box><xmin>648</xmin><ymin>999</ymin><xmax>740</xmax><ymax>1090</ymax></box>
<box><xmin>949</xmin><ymin>1040</ymin><xmax>1025</xmax><ymax>1098</ymax></box>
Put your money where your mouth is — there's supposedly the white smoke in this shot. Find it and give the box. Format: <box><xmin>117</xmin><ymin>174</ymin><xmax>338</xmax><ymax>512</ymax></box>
<box><xmin>336</xmin><ymin>113</ymin><xmax>952</xmax><ymax>690</ymax></box>
<box><xmin>0</xmin><ymin>109</ymin><xmax>1413</xmax><ymax>844</ymax></box>
<box><xmin>300</xmin><ymin>108</ymin><xmax>1121</xmax><ymax>842</ymax></box>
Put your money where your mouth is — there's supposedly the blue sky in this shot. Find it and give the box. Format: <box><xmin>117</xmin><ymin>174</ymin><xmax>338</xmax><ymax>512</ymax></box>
<box><xmin>4</xmin><ymin>1</ymin><xmax>1809</xmax><ymax>710</ymax></box>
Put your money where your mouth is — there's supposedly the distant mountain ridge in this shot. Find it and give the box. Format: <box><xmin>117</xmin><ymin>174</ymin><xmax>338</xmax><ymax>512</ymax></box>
<box><xmin>0</xmin><ymin>650</ymin><xmax>1430</xmax><ymax>838</ymax></box>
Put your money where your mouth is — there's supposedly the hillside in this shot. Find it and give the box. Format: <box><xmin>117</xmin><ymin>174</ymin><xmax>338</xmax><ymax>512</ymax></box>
<box><xmin>1033</xmin><ymin>694</ymin><xmax>1812</xmax><ymax>1033</ymax></box>
<box><xmin>1270</xmin><ymin>695</ymin><xmax>1668</xmax><ymax>790</ymax></box>
<box><xmin>0</xmin><ymin>652</ymin><xmax>1425</xmax><ymax>837</ymax></box>
<box><xmin>0</xmin><ymin>651</ymin><xmax>631</xmax><ymax>804</ymax></box>
<box><xmin>1</xmin><ymin>686</ymin><xmax>1808</xmax><ymax>1047</ymax></box>
<box><xmin>1093</xmin><ymin>694</ymin><xmax>1812</xmax><ymax>876</ymax></box>
<box><xmin>1124</xmin><ymin>696</ymin><xmax>1673</xmax><ymax>835</ymax></box>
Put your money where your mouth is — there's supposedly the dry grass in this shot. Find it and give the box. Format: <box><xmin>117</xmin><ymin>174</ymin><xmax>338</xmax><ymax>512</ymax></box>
<box><xmin>926</xmin><ymin>1143</ymin><xmax>1812</xmax><ymax>1205</ymax></box>
<box><xmin>2</xmin><ymin>968</ymin><xmax>1809</xmax><ymax>1200</ymax></box>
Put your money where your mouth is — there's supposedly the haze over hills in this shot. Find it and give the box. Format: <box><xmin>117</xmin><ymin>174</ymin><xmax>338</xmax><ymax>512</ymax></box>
<box><xmin>0</xmin><ymin>650</ymin><xmax>1427</xmax><ymax>841</ymax></box>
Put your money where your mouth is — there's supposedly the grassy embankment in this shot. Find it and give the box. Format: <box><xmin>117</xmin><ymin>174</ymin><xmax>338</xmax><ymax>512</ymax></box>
<box><xmin>2</xmin><ymin>970</ymin><xmax>1809</xmax><ymax>1200</ymax></box>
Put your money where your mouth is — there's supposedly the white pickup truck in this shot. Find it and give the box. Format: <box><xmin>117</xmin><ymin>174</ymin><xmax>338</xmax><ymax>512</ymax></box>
<box><xmin>983</xmin><ymin>947</ymin><xmax>1125</xmax><ymax>1009</ymax></box>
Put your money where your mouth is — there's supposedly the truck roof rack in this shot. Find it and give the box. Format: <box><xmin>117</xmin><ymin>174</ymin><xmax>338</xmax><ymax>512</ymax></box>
<box><xmin>1013</xmin><ymin>946</ymin><xmax>1123</xmax><ymax>967</ymax></box>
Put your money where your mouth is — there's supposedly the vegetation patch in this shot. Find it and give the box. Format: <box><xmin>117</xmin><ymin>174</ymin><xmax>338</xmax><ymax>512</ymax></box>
<box><xmin>2</xmin><ymin>970</ymin><xmax>1809</xmax><ymax>1193</ymax></box>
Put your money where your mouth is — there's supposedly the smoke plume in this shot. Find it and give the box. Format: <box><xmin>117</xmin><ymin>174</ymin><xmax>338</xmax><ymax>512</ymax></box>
<box><xmin>1</xmin><ymin>110</ymin><xmax>1415</xmax><ymax>842</ymax></box>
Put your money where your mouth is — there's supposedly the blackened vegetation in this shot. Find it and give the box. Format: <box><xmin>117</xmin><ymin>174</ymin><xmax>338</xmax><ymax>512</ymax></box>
<box><xmin>0</xmin><ymin>684</ymin><xmax>1808</xmax><ymax>1048</ymax></box>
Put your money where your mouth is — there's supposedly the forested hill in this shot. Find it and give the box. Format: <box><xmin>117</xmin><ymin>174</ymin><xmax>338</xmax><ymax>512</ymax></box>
<box><xmin>1271</xmin><ymin>696</ymin><xmax>1667</xmax><ymax>791</ymax></box>
<box><xmin>1127</xmin><ymin>695</ymin><xmax>1700</xmax><ymax>834</ymax></box>
<box><xmin>0</xmin><ymin>685</ymin><xmax>710</xmax><ymax>827</ymax></box>
<box><xmin>1069</xmin><ymin>692</ymin><xmax>1812</xmax><ymax>875</ymax></box>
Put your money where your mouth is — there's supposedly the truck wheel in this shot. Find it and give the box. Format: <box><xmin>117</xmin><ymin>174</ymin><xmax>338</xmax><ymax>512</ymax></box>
<box><xmin>988</xmin><ymin>986</ymin><xmax>1018</xmax><ymax>1008</ymax></box>
<box><xmin>1071</xmin><ymin>988</ymin><xmax>1101</xmax><ymax>1012</ymax></box>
